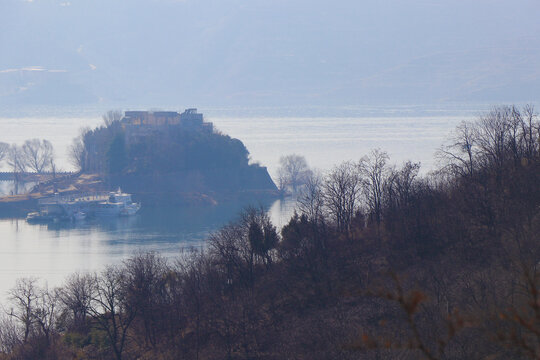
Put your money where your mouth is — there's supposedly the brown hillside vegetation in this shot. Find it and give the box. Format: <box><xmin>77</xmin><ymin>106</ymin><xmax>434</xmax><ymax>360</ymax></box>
<box><xmin>0</xmin><ymin>105</ymin><xmax>539</xmax><ymax>359</ymax></box>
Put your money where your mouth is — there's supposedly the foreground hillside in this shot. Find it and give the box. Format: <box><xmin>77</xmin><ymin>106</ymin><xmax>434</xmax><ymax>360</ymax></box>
<box><xmin>1</xmin><ymin>105</ymin><xmax>539</xmax><ymax>359</ymax></box>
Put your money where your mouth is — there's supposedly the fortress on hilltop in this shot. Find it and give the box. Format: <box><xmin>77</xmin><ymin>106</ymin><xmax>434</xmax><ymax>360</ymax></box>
<box><xmin>121</xmin><ymin>108</ymin><xmax>213</xmax><ymax>132</ymax></box>
<box><xmin>77</xmin><ymin>107</ymin><xmax>278</xmax><ymax>205</ymax></box>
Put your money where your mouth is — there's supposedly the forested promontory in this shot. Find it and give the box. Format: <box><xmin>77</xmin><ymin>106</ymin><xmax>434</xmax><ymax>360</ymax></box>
<box><xmin>70</xmin><ymin>110</ymin><xmax>277</xmax><ymax>205</ymax></box>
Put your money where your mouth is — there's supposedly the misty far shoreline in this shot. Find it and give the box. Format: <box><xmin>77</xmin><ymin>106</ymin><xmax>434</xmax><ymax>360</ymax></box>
<box><xmin>0</xmin><ymin>102</ymin><xmax>528</xmax><ymax>119</ymax></box>
<box><xmin>0</xmin><ymin>103</ymin><xmax>524</xmax><ymax>181</ymax></box>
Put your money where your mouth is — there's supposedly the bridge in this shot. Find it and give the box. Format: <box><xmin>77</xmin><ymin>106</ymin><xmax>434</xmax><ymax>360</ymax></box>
<box><xmin>0</xmin><ymin>172</ymin><xmax>75</xmax><ymax>182</ymax></box>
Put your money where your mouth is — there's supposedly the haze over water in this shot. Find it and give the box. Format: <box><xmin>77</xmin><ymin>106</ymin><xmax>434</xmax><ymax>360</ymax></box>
<box><xmin>0</xmin><ymin>105</ymin><xmax>481</xmax><ymax>175</ymax></box>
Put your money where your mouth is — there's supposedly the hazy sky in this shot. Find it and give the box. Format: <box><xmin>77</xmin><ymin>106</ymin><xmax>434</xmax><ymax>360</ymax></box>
<box><xmin>1</xmin><ymin>0</ymin><xmax>540</xmax><ymax>107</ymax></box>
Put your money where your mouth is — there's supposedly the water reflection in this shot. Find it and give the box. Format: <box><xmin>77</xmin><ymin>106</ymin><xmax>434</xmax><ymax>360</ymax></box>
<box><xmin>268</xmin><ymin>197</ymin><xmax>298</xmax><ymax>229</ymax></box>
<box><xmin>0</xmin><ymin>181</ymin><xmax>35</xmax><ymax>196</ymax></box>
<box><xmin>0</xmin><ymin>197</ymin><xmax>297</xmax><ymax>301</ymax></box>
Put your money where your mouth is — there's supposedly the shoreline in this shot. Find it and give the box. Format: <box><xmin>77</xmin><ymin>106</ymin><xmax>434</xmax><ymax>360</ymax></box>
<box><xmin>0</xmin><ymin>172</ymin><xmax>280</xmax><ymax>218</ymax></box>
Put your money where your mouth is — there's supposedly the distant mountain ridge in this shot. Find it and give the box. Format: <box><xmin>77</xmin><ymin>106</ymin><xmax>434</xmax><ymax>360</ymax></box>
<box><xmin>1</xmin><ymin>0</ymin><xmax>540</xmax><ymax>108</ymax></box>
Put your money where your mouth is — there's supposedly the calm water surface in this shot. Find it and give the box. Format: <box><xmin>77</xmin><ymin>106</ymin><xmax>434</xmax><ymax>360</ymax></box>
<box><xmin>0</xmin><ymin>114</ymin><xmax>474</xmax><ymax>175</ymax></box>
<box><xmin>0</xmin><ymin>111</ymin><xmax>473</xmax><ymax>299</ymax></box>
<box><xmin>0</xmin><ymin>198</ymin><xmax>296</xmax><ymax>300</ymax></box>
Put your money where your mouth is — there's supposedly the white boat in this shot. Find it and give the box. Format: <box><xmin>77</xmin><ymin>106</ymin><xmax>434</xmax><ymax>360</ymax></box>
<box><xmin>95</xmin><ymin>189</ymin><xmax>141</xmax><ymax>217</ymax></box>
<box><xmin>26</xmin><ymin>211</ymin><xmax>53</xmax><ymax>223</ymax></box>
<box><xmin>28</xmin><ymin>190</ymin><xmax>141</xmax><ymax>222</ymax></box>
<box><xmin>120</xmin><ymin>203</ymin><xmax>141</xmax><ymax>216</ymax></box>
<box><xmin>72</xmin><ymin>211</ymin><xmax>86</xmax><ymax>221</ymax></box>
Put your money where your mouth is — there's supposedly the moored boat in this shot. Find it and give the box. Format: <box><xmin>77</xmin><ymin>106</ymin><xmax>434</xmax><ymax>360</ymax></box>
<box><xmin>95</xmin><ymin>190</ymin><xmax>141</xmax><ymax>217</ymax></box>
<box><xmin>72</xmin><ymin>211</ymin><xmax>86</xmax><ymax>221</ymax></box>
<box><xmin>26</xmin><ymin>211</ymin><xmax>54</xmax><ymax>223</ymax></box>
<box><xmin>27</xmin><ymin>189</ymin><xmax>141</xmax><ymax>222</ymax></box>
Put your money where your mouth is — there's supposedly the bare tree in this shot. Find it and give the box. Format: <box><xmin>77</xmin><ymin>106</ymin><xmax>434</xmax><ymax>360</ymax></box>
<box><xmin>103</xmin><ymin>110</ymin><xmax>123</xmax><ymax>128</ymax></box>
<box><xmin>297</xmin><ymin>170</ymin><xmax>325</xmax><ymax>224</ymax></box>
<box><xmin>58</xmin><ymin>272</ymin><xmax>94</xmax><ymax>331</ymax></box>
<box><xmin>387</xmin><ymin>161</ymin><xmax>420</xmax><ymax>209</ymax></box>
<box><xmin>437</xmin><ymin>121</ymin><xmax>477</xmax><ymax>178</ymax></box>
<box><xmin>7</xmin><ymin>145</ymin><xmax>26</xmax><ymax>194</ymax></box>
<box><xmin>21</xmin><ymin>139</ymin><xmax>54</xmax><ymax>173</ymax></box>
<box><xmin>7</xmin><ymin>278</ymin><xmax>39</xmax><ymax>343</ymax></box>
<box><xmin>474</xmin><ymin>106</ymin><xmax>514</xmax><ymax>172</ymax></box>
<box><xmin>88</xmin><ymin>266</ymin><xmax>136</xmax><ymax>360</ymax></box>
<box><xmin>0</xmin><ymin>142</ymin><xmax>9</xmax><ymax>165</ymax></box>
<box><xmin>7</xmin><ymin>145</ymin><xmax>26</xmax><ymax>174</ymax></box>
<box><xmin>323</xmin><ymin>161</ymin><xmax>363</xmax><ymax>234</ymax></box>
<box><xmin>32</xmin><ymin>285</ymin><xmax>60</xmax><ymax>346</ymax></box>
<box><xmin>176</xmin><ymin>249</ymin><xmax>209</xmax><ymax>360</ymax></box>
<box><xmin>68</xmin><ymin>127</ymin><xmax>90</xmax><ymax>172</ymax></box>
<box><xmin>359</xmin><ymin>149</ymin><xmax>390</xmax><ymax>228</ymax></box>
<box><xmin>0</xmin><ymin>314</ymin><xmax>21</xmax><ymax>354</ymax></box>
<box><xmin>438</xmin><ymin>106</ymin><xmax>540</xmax><ymax>179</ymax></box>
<box><xmin>277</xmin><ymin>154</ymin><xmax>312</xmax><ymax>194</ymax></box>
<box><xmin>520</xmin><ymin>105</ymin><xmax>539</xmax><ymax>160</ymax></box>
<box><xmin>123</xmin><ymin>252</ymin><xmax>168</xmax><ymax>349</ymax></box>
<box><xmin>209</xmin><ymin>222</ymin><xmax>245</xmax><ymax>289</ymax></box>
<box><xmin>6</xmin><ymin>279</ymin><xmax>60</xmax><ymax>347</ymax></box>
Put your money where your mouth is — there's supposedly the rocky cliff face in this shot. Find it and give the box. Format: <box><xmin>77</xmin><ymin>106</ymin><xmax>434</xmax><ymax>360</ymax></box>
<box><xmin>108</xmin><ymin>166</ymin><xmax>278</xmax><ymax>207</ymax></box>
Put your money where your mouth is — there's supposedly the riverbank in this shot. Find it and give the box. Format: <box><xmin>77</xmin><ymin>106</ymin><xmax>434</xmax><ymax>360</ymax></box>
<box><xmin>0</xmin><ymin>194</ymin><xmax>39</xmax><ymax>217</ymax></box>
<box><xmin>0</xmin><ymin>172</ymin><xmax>280</xmax><ymax>217</ymax></box>
<box><xmin>0</xmin><ymin>173</ymin><xmax>104</xmax><ymax>217</ymax></box>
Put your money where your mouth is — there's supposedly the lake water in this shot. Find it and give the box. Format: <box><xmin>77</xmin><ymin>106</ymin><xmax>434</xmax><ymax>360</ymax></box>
<box><xmin>0</xmin><ymin>199</ymin><xmax>296</xmax><ymax>300</ymax></box>
<box><xmin>0</xmin><ymin>107</ymin><xmax>477</xmax><ymax>299</ymax></box>
<box><xmin>0</xmin><ymin>111</ymin><xmax>477</xmax><ymax>177</ymax></box>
